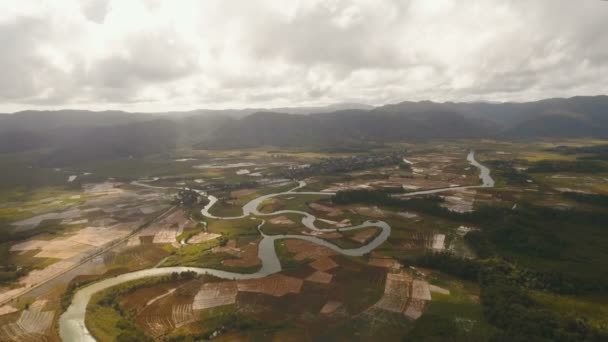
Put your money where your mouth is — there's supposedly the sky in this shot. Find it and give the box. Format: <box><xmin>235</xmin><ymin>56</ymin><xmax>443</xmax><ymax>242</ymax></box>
<box><xmin>1</xmin><ymin>0</ymin><xmax>607</xmax><ymax>112</ymax></box>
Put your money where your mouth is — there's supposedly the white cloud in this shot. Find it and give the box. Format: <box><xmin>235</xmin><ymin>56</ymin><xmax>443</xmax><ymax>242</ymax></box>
<box><xmin>0</xmin><ymin>0</ymin><xmax>607</xmax><ymax>112</ymax></box>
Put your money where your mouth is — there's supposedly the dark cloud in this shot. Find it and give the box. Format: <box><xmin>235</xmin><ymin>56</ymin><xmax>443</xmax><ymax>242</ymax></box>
<box><xmin>82</xmin><ymin>0</ymin><xmax>111</xmax><ymax>24</ymax></box>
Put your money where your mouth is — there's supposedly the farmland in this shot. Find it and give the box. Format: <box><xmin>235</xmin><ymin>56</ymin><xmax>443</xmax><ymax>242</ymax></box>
<box><xmin>1</xmin><ymin>140</ymin><xmax>608</xmax><ymax>341</ymax></box>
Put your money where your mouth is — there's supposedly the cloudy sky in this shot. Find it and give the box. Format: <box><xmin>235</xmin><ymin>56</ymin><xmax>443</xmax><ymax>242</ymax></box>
<box><xmin>1</xmin><ymin>0</ymin><xmax>607</xmax><ymax>112</ymax></box>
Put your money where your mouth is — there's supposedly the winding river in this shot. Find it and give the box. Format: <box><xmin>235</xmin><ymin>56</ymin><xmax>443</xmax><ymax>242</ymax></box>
<box><xmin>59</xmin><ymin>150</ymin><xmax>493</xmax><ymax>341</ymax></box>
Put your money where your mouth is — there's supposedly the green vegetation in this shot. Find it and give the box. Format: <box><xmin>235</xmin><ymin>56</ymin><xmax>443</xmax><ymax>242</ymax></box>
<box><xmin>527</xmin><ymin>159</ymin><xmax>608</xmax><ymax>173</ymax></box>
<box><xmin>274</xmin><ymin>239</ymin><xmax>310</xmax><ymax>270</ymax></box>
<box><xmin>86</xmin><ymin>273</ymin><xmax>197</xmax><ymax>342</ymax></box>
<box><xmin>562</xmin><ymin>191</ymin><xmax>608</xmax><ymax>207</ymax></box>
<box><xmin>164</xmin><ymin>305</ymin><xmax>287</xmax><ymax>341</ymax></box>
<box><xmin>410</xmin><ymin>253</ymin><xmax>608</xmax><ymax>341</ymax></box>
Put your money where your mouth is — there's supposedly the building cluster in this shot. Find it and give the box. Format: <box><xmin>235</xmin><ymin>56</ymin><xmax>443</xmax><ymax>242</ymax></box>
<box><xmin>283</xmin><ymin>152</ymin><xmax>406</xmax><ymax>178</ymax></box>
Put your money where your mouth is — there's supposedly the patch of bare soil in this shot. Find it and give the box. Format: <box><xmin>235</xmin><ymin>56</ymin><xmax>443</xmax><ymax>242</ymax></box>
<box><xmin>309</xmin><ymin>203</ymin><xmax>343</xmax><ymax>217</ymax></box>
<box><xmin>188</xmin><ymin>232</ymin><xmax>221</xmax><ymax>244</ymax></box>
<box><xmin>320</xmin><ymin>301</ymin><xmax>342</xmax><ymax>314</ymax></box>
<box><xmin>212</xmin><ymin>239</ymin><xmax>240</xmax><ymax>255</ymax></box>
<box><xmin>306</xmin><ymin>271</ymin><xmax>333</xmax><ymax>284</ymax></box>
<box><xmin>0</xmin><ymin>300</ymin><xmax>54</xmax><ymax>341</ymax></box>
<box><xmin>349</xmin><ymin>227</ymin><xmax>378</xmax><ymax>244</ymax></box>
<box><xmin>285</xmin><ymin>240</ymin><xmax>338</xmax><ymax>261</ymax></box>
<box><xmin>309</xmin><ymin>257</ymin><xmax>339</xmax><ymax>272</ymax></box>
<box><xmin>404</xmin><ymin>299</ymin><xmax>427</xmax><ymax>320</ymax></box>
<box><xmin>375</xmin><ymin>273</ymin><xmax>412</xmax><ymax>313</ymax></box>
<box><xmin>192</xmin><ymin>282</ymin><xmax>238</xmax><ymax>310</ymax></box>
<box><xmin>353</xmin><ymin>206</ymin><xmax>387</xmax><ymax>218</ymax></box>
<box><xmin>441</xmin><ymin>189</ymin><xmax>476</xmax><ymax>213</ymax></box>
<box><xmin>222</xmin><ymin>241</ymin><xmax>261</xmax><ymax>268</ymax></box>
<box><xmin>301</xmin><ymin>231</ymin><xmax>343</xmax><ymax>239</ymax></box>
<box><xmin>269</xmin><ymin>216</ymin><xmax>295</xmax><ymax>225</ymax></box>
<box><xmin>368</xmin><ymin>257</ymin><xmax>400</xmax><ymax>269</ymax></box>
<box><xmin>431</xmin><ymin>234</ymin><xmax>446</xmax><ymax>251</ymax></box>
<box><xmin>237</xmin><ymin>274</ymin><xmax>303</xmax><ymax>297</ymax></box>
<box><xmin>137</xmin><ymin>210</ymin><xmax>194</xmax><ymax>244</ymax></box>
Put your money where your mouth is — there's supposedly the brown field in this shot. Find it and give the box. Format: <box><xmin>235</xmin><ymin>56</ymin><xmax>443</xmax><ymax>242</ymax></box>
<box><xmin>192</xmin><ymin>282</ymin><xmax>238</xmax><ymax>310</ymax></box>
<box><xmin>349</xmin><ymin>227</ymin><xmax>379</xmax><ymax>244</ymax></box>
<box><xmin>221</xmin><ymin>241</ymin><xmax>260</xmax><ymax>268</ymax></box>
<box><xmin>268</xmin><ymin>215</ymin><xmax>295</xmax><ymax>225</ymax></box>
<box><xmin>411</xmin><ymin>280</ymin><xmax>432</xmax><ymax>301</ymax></box>
<box><xmin>237</xmin><ymin>274</ymin><xmax>303</xmax><ymax>297</ymax></box>
<box><xmin>309</xmin><ymin>257</ymin><xmax>339</xmax><ymax>272</ymax></box>
<box><xmin>353</xmin><ymin>206</ymin><xmax>387</xmax><ymax>218</ymax></box>
<box><xmin>301</xmin><ymin>231</ymin><xmax>343</xmax><ymax>239</ymax></box>
<box><xmin>368</xmin><ymin>257</ymin><xmax>400</xmax><ymax>269</ymax></box>
<box><xmin>306</xmin><ymin>271</ymin><xmax>333</xmax><ymax>284</ymax></box>
<box><xmin>404</xmin><ymin>299</ymin><xmax>427</xmax><ymax>320</ymax></box>
<box><xmin>137</xmin><ymin>210</ymin><xmax>194</xmax><ymax>244</ymax></box>
<box><xmin>285</xmin><ymin>240</ymin><xmax>338</xmax><ymax>261</ymax></box>
<box><xmin>0</xmin><ymin>300</ymin><xmax>54</xmax><ymax>341</ymax></box>
<box><xmin>376</xmin><ymin>273</ymin><xmax>412</xmax><ymax>313</ymax></box>
<box><xmin>230</xmin><ymin>188</ymin><xmax>256</xmax><ymax>198</ymax></box>
<box><xmin>309</xmin><ymin>203</ymin><xmax>343</xmax><ymax>217</ymax></box>
<box><xmin>440</xmin><ymin>188</ymin><xmax>476</xmax><ymax>213</ymax></box>
<box><xmin>188</xmin><ymin>231</ymin><xmax>221</xmax><ymax>244</ymax></box>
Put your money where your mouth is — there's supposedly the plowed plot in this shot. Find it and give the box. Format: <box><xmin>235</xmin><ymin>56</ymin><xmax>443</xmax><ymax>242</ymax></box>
<box><xmin>376</xmin><ymin>273</ymin><xmax>411</xmax><ymax>313</ymax></box>
<box><xmin>441</xmin><ymin>189</ymin><xmax>476</xmax><ymax>213</ymax></box>
<box><xmin>212</xmin><ymin>239</ymin><xmax>240</xmax><ymax>255</ymax></box>
<box><xmin>401</xmin><ymin>232</ymin><xmax>434</xmax><ymax>250</ymax></box>
<box><xmin>193</xmin><ymin>282</ymin><xmax>238</xmax><ymax>310</ymax></box>
<box><xmin>285</xmin><ymin>240</ymin><xmax>337</xmax><ymax>261</ymax></box>
<box><xmin>328</xmin><ymin>257</ymin><xmax>387</xmax><ymax>314</ymax></box>
<box><xmin>141</xmin><ymin>304</ymin><xmax>196</xmax><ymax>337</ymax></box>
<box><xmin>188</xmin><ymin>231</ymin><xmax>221</xmax><ymax>244</ymax></box>
<box><xmin>269</xmin><ymin>216</ymin><xmax>295</xmax><ymax>225</ymax></box>
<box><xmin>138</xmin><ymin>210</ymin><xmax>194</xmax><ymax>244</ymax></box>
<box><xmin>309</xmin><ymin>203</ymin><xmax>343</xmax><ymax>217</ymax></box>
<box><xmin>431</xmin><ymin>234</ymin><xmax>445</xmax><ymax>251</ymax></box>
<box><xmin>411</xmin><ymin>280</ymin><xmax>431</xmax><ymax>301</ymax></box>
<box><xmin>122</xmin><ymin>280</ymin><xmax>200</xmax><ymax>337</ymax></box>
<box><xmin>0</xmin><ymin>305</ymin><xmax>54</xmax><ymax>341</ymax></box>
<box><xmin>404</xmin><ymin>299</ymin><xmax>426</xmax><ymax>320</ymax></box>
<box><xmin>309</xmin><ymin>257</ymin><xmax>339</xmax><ymax>272</ymax></box>
<box><xmin>222</xmin><ymin>241</ymin><xmax>260</xmax><ymax>268</ymax></box>
<box><xmin>237</xmin><ymin>274</ymin><xmax>303</xmax><ymax>297</ymax></box>
<box><xmin>350</xmin><ymin>227</ymin><xmax>378</xmax><ymax>244</ymax></box>
<box><xmin>354</xmin><ymin>206</ymin><xmax>387</xmax><ymax>218</ymax></box>
<box><xmin>10</xmin><ymin>224</ymin><xmax>133</xmax><ymax>259</ymax></box>
<box><xmin>306</xmin><ymin>271</ymin><xmax>333</xmax><ymax>284</ymax></box>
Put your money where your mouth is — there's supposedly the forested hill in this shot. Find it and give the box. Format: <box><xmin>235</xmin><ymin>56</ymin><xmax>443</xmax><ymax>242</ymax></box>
<box><xmin>2</xmin><ymin>96</ymin><xmax>608</xmax><ymax>161</ymax></box>
<box><xmin>197</xmin><ymin>95</ymin><xmax>608</xmax><ymax>148</ymax></box>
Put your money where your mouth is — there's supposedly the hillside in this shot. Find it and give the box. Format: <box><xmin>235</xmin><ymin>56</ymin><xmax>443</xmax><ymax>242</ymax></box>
<box><xmin>1</xmin><ymin>96</ymin><xmax>608</xmax><ymax>157</ymax></box>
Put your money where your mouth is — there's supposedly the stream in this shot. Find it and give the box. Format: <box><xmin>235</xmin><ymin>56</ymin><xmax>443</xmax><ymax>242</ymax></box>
<box><xmin>59</xmin><ymin>150</ymin><xmax>493</xmax><ymax>341</ymax></box>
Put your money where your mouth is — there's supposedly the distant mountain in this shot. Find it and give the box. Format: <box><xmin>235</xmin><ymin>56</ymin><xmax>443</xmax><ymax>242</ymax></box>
<box><xmin>198</xmin><ymin>109</ymin><xmax>494</xmax><ymax>149</ymax></box>
<box><xmin>1</xmin><ymin>97</ymin><xmax>607</xmax><ymax>158</ymax></box>
<box><xmin>41</xmin><ymin>119</ymin><xmax>178</xmax><ymax>166</ymax></box>
<box><xmin>197</xmin><ymin>96</ymin><xmax>608</xmax><ymax>148</ymax></box>
<box><xmin>375</xmin><ymin>95</ymin><xmax>608</xmax><ymax>134</ymax></box>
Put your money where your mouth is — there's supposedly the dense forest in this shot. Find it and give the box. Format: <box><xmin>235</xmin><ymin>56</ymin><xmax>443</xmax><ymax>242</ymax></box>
<box><xmin>333</xmin><ymin>189</ymin><xmax>608</xmax><ymax>340</ymax></box>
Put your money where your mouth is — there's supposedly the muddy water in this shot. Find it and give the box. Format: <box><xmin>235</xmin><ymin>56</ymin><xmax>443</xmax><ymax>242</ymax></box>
<box><xmin>59</xmin><ymin>151</ymin><xmax>493</xmax><ymax>341</ymax></box>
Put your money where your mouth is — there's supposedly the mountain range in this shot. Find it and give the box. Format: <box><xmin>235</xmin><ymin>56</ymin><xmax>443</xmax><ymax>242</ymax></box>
<box><xmin>1</xmin><ymin>96</ymin><xmax>607</xmax><ymax>164</ymax></box>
